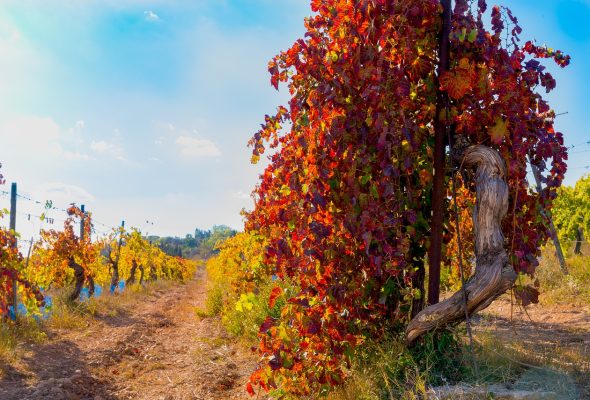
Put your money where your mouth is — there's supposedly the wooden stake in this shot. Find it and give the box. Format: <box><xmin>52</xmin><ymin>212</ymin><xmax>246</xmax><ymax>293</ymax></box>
<box><xmin>110</xmin><ymin>220</ymin><xmax>125</xmax><ymax>293</ymax></box>
<box><xmin>530</xmin><ymin>162</ymin><xmax>569</xmax><ymax>275</ymax></box>
<box><xmin>428</xmin><ymin>0</ymin><xmax>452</xmax><ymax>306</ymax></box>
<box><xmin>9</xmin><ymin>182</ymin><xmax>17</xmax><ymax>319</ymax></box>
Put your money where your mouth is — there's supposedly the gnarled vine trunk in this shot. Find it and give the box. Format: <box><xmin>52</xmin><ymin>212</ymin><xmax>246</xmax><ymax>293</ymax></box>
<box><xmin>126</xmin><ymin>259</ymin><xmax>138</xmax><ymax>285</ymax></box>
<box><xmin>574</xmin><ymin>227</ymin><xmax>583</xmax><ymax>255</ymax></box>
<box><xmin>406</xmin><ymin>145</ymin><xmax>517</xmax><ymax>344</ymax></box>
<box><xmin>87</xmin><ymin>275</ymin><xmax>95</xmax><ymax>297</ymax></box>
<box><xmin>68</xmin><ymin>260</ymin><xmax>85</xmax><ymax>302</ymax></box>
<box><xmin>109</xmin><ymin>257</ymin><xmax>120</xmax><ymax>294</ymax></box>
<box><xmin>138</xmin><ymin>264</ymin><xmax>145</xmax><ymax>285</ymax></box>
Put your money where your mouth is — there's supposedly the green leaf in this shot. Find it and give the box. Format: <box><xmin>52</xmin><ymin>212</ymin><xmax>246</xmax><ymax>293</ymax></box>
<box><xmin>459</xmin><ymin>27</ymin><xmax>467</xmax><ymax>42</ymax></box>
<box><xmin>370</xmin><ymin>184</ymin><xmax>379</xmax><ymax>199</ymax></box>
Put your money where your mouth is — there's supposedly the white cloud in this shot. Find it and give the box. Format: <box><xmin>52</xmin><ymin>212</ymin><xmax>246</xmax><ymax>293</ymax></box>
<box><xmin>75</xmin><ymin>120</ymin><xmax>85</xmax><ymax>129</ymax></box>
<box><xmin>64</xmin><ymin>151</ymin><xmax>92</xmax><ymax>161</ymax></box>
<box><xmin>144</xmin><ymin>11</ymin><xmax>160</xmax><ymax>22</ymax></box>
<box><xmin>232</xmin><ymin>190</ymin><xmax>250</xmax><ymax>199</ymax></box>
<box><xmin>175</xmin><ymin>135</ymin><xmax>221</xmax><ymax>158</ymax></box>
<box><xmin>0</xmin><ymin>116</ymin><xmax>94</xmax><ymax>188</ymax></box>
<box><xmin>38</xmin><ymin>182</ymin><xmax>95</xmax><ymax>203</ymax></box>
<box><xmin>1</xmin><ymin>116</ymin><xmax>62</xmax><ymax>157</ymax></box>
<box><xmin>90</xmin><ymin>140</ymin><xmax>125</xmax><ymax>160</ymax></box>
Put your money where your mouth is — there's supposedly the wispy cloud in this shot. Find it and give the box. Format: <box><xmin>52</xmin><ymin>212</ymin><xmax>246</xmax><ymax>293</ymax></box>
<box><xmin>175</xmin><ymin>136</ymin><xmax>221</xmax><ymax>158</ymax></box>
<box><xmin>64</xmin><ymin>151</ymin><xmax>92</xmax><ymax>161</ymax></box>
<box><xmin>38</xmin><ymin>182</ymin><xmax>95</xmax><ymax>203</ymax></box>
<box><xmin>144</xmin><ymin>11</ymin><xmax>160</xmax><ymax>22</ymax></box>
<box><xmin>90</xmin><ymin>140</ymin><xmax>126</xmax><ymax>161</ymax></box>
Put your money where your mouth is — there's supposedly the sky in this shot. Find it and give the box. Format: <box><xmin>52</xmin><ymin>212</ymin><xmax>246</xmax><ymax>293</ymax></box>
<box><xmin>0</xmin><ymin>0</ymin><xmax>588</xmax><ymax>240</ymax></box>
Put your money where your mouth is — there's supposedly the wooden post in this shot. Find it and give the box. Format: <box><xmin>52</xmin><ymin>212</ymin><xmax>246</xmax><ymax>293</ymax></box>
<box><xmin>530</xmin><ymin>162</ymin><xmax>569</xmax><ymax>274</ymax></box>
<box><xmin>80</xmin><ymin>204</ymin><xmax>85</xmax><ymax>241</ymax></box>
<box><xmin>428</xmin><ymin>0</ymin><xmax>452</xmax><ymax>306</ymax></box>
<box><xmin>110</xmin><ymin>220</ymin><xmax>125</xmax><ymax>293</ymax></box>
<box><xmin>116</xmin><ymin>220</ymin><xmax>125</xmax><ymax>263</ymax></box>
<box><xmin>10</xmin><ymin>183</ymin><xmax>17</xmax><ymax>319</ymax></box>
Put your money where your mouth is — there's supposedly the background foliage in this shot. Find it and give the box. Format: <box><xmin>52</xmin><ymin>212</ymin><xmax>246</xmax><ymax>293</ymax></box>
<box><xmin>552</xmin><ymin>174</ymin><xmax>590</xmax><ymax>249</ymax></box>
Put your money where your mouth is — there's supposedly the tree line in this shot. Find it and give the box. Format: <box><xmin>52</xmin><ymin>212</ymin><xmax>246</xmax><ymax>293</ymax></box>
<box><xmin>148</xmin><ymin>225</ymin><xmax>237</xmax><ymax>259</ymax></box>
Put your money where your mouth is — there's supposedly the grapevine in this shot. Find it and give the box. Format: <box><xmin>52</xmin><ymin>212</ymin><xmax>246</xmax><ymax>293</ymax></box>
<box><xmin>246</xmin><ymin>0</ymin><xmax>569</xmax><ymax>395</ymax></box>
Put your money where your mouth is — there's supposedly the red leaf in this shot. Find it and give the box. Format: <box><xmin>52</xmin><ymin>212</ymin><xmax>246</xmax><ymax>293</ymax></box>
<box><xmin>259</xmin><ymin>316</ymin><xmax>275</xmax><ymax>333</ymax></box>
<box><xmin>269</xmin><ymin>286</ymin><xmax>283</xmax><ymax>308</ymax></box>
<box><xmin>515</xmin><ymin>285</ymin><xmax>540</xmax><ymax>307</ymax></box>
<box><xmin>246</xmin><ymin>382</ymin><xmax>255</xmax><ymax>396</ymax></box>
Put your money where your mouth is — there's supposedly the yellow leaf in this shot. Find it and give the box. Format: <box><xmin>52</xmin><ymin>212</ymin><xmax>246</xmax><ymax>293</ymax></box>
<box><xmin>489</xmin><ymin>117</ymin><xmax>509</xmax><ymax>144</ymax></box>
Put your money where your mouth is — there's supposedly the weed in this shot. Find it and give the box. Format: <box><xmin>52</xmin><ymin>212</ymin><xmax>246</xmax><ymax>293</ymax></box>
<box><xmin>329</xmin><ymin>331</ymin><xmax>463</xmax><ymax>400</ymax></box>
<box><xmin>0</xmin><ymin>317</ymin><xmax>47</xmax><ymax>358</ymax></box>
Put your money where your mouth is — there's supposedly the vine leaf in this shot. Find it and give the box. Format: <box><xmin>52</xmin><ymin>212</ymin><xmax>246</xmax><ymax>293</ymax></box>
<box><xmin>489</xmin><ymin>117</ymin><xmax>509</xmax><ymax>144</ymax></box>
<box><xmin>439</xmin><ymin>58</ymin><xmax>476</xmax><ymax>99</ymax></box>
<box><xmin>515</xmin><ymin>284</ymin><xmax>540</xmax><ymax>307</ymax></box>
<box><xmin>269</xmin><ymin>286</ymin><xmax>283</xmax><ymax>308</ymax></box>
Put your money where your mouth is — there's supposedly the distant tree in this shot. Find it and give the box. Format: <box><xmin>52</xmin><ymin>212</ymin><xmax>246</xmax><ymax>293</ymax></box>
<box><xmin>198</xmin><ymin>225</ymin><xmax>238</xmax><ymax>257</ymax></box>
<box><xmin>553</xmin><ymin>175</ymin><xmax>590</xmax><ymax>253</ymax></box>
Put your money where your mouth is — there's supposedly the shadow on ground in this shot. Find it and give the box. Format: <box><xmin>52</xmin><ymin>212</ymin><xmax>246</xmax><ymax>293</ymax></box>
<box><xmin>0</xmin><ymin>339</ymin><xmax>116</xmax><ymax>400</ymax></box>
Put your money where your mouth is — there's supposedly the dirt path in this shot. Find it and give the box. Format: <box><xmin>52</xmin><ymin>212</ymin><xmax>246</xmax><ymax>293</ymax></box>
<box><xmin>0</xmin><ymin>272</ymin><xmax>261</xmax><ymax>400</ymax></box>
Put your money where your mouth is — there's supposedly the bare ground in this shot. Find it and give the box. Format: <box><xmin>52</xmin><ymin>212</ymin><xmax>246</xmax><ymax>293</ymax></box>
<box><xmin>0</xmin><ymin>271</ymin><xmax>261</xmax><ymax>400</ymax></box>
<box><xmin>473</xmin><ymin>296</ymin><xmax>590</xmax><ymax>399</ymax></box>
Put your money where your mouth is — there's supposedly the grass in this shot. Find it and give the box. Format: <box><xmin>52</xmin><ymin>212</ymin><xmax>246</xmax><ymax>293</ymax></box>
<box><xmin>328</xmin><ymin>332</ymin><xmax>466</xmax><ymax>400</ymax></box>
<box><xmin>0</xmin><ymin>316</ymin><xmax>47</xmax><ymax>360</ymax></box>
<box><xmin>534</xmin><ymin>242</ymin><xmax>590</xmax><ymax>306</ymax></box>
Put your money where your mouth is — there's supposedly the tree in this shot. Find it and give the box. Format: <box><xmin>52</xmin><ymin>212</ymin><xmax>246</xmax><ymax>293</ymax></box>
<box><xmin>246</xmin><ymin>0</ymin><xmax>568</xmax><ymax>395</ymax></box>
<box><xmin>553</xmin><ymin>174</ymin><xmax>590</xmax><ymax>253</ymax></box>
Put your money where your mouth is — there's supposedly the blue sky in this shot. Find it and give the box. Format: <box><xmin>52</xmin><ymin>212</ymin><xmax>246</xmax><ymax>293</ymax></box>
<box><xmin>0</xmin><ymin>0</ymin><xmax>588</xmax><ymax>239</ymax></box>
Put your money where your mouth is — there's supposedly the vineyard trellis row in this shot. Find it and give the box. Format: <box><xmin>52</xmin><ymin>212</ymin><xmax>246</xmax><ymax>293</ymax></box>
<box><xmin>0</xmin><ymin>174</ymin><xmax>196</xmax><ymax>320</ymax></box>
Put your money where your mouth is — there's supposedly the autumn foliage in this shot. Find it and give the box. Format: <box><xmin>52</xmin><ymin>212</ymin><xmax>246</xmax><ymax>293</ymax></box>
<box><xmin>28</xmin><ymin>215</ymin><xmax>196</xmax><ymax>300</ymax></box>
<box><xmin>29</xmin><ymin>206</ymin><xmax>98</xmax><ymax>297</ymax></box>
<box><xmin>0</xmin><ymin>165</ymin><xmax>44</xmax><ymax>319</ymax></box>
<box><xmin>0</xmin><ymin>210</ymin><xmax>44</xmax><ymax>319</ymax></box>
<box><xmin>246</xmin><ymin>0</ymin><xmax>568</xmax><ymax>396</ymax></box>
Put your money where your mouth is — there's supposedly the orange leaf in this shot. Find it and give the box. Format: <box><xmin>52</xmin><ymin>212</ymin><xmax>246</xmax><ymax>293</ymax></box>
<box><xmin>269</xmin><ymin>286</ymin><xmax>283</xmax><ymax>308</ymax></box>
<box><xmin>439</xmin><ymin>58</ymin><xmax>476</xmax><ymax>99</ymax></box>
